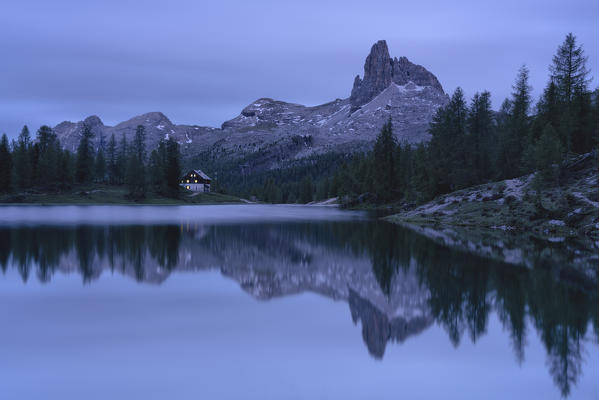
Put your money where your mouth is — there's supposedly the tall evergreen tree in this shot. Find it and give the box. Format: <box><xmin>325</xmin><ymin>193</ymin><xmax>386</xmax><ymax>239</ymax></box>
<box><xmin>107</xmin><ymin>133</ymin><xmax>118</xmax><ymax>185</ymax></box>
<box><xmin>57</xmin><ymin>150</ymin><xmax>75</xmax><ymax>188</ymax></box>
<box><xmin>165</xmin><ymin>137</ymin><xmax>182</xmax><ymax>198</ymax></box>
<box><xmin>550</xmin><ymin>33</ymin><xmax>591</xmax><ymax>104</ymax></box>
<box><xmin>533</xmin><ymin>81</ymin><xmax>561</xmax><ymax>142</ymax></box>
<box><xmin>13</xmin><ymin>125</ymin><xmax>32</xmax><ymax>189</ymax></box>
<box><xmin>594</xmin><ymin>89</ymin><xmax>599</xmax><ymax>145</ymax></box>
<box><xmin>94</xmin><ymin>147</ymin><xmax>106</xmax><ymax>183</ymax></box>
<box><xmin>430</xmin><ymin>87</ymin><xmax>468</xmax><ymax>191</ymax></box>
<box><xmin>0</xmin><ymin>134</ymin><xmax>12</xmax><ymax>193</ymax></box>
<box><xmin>467</xmin><ymin>91</ymin><xmax>494</xmax><ymax>182</ymax></box>
<box><xmin>570</xmin><ymin>90</ymin><xmax>594</xmax><ymax>153</ymax></box>
<box><xmin>95</xmin><ymin>132</ymin><xmax>106</xmax><ymax>183</ymax></box>
<box><xmin>372</xmin><ymin>119</ymin><xmax>396</xmax><ymax>202</ymax></box>
<box><xmin>549</xmin><ymin>33</ymin><xmax>593</xmax><ymax>153</ymax></box>
<box><xmin>299</xmin><ymin>175</ymin><xmax>314</xmax><ymax>203</ymax></box>
<box><xmin>494</xmin><ymin>98</ymin><xmax>512</xmax><ymax>178</ymax></box>
<box><xmin>116</xmin><ymin>134</ymin><xmax>128</xmax><ymax>185</ymax></box>
<box><xmin>76</xmin><ymin>124</ymin><xmax>94</xmax><ymax>184</ymax></box>
<box><xmin>504</xmin><ymin>66</ymin><xmax>532</xmax><ymax>178</ymax></box>
<box><xmin>534</xmin><ymin>123</ymin><xmax>563</xmax><ymax>185</ymax></box>
<box><xmin>149</xmin><ymin>141</ymin><xmax>167</xmax><ymax>195</ymax></box>
<box><xmin>36</xmin><ymin>125</ymin><xmax>60</xmax><ymax>186</ymax></box>
<box><xmin>125</xmin><ymin>125</ymin><xmax>147</xmax><ymax>199</ymax></box>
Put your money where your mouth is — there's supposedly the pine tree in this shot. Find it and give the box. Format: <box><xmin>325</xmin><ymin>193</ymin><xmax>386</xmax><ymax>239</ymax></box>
<box><xmin>132</xmin><ymin>125</ymin><xmax>146</xmax><ymax>164</ymax></box>
<box><xmin>125</xmin><ymin>125</ymin><xmax>147</xmax><ymax>199</ymax></box>
<box><xmin>429</xmin><ymin>87</ymin><xmax>468</xmax><ymax>192</ymax></box>
<box><xmin>94</xmin><ymin>132</ymin><xmax>106</xmax><ymax>183</ymax></box>
<box><xmin>533</xmin><ymin>81</ymin><xmax>561</xmax><ymax>142</ymax></box>
<box><xmin>549</xmin><ymin>33</ymin><xmax>592</xmax><ymax>153</ymax></box>
<box><xmin>0</xmin><ymin>134</ymin><xmax>12</xmax><ymax>193</ymax></box>
<box><xmin>534</xmin><ymin>123</ymin><xmax>563</xmax><ymax>185</ymax></box>
<box><xmin>467</xmin><ymin>91</ymin><xmax>494</xmax><ymax>182</ymax></box>
<box><xmin>149</xmin><ymin>142</ymin><xmax>167</xmax><ymax>195</ymax></box>
<box><xmin>373</xmin><ymin>119</ymin><xmax>396</xmax><ymax>202</ymax></box>
<box><xmin>13</xmin><ymin>125</ymin><xmax>32</xmax><ymax>189</ymax></box>
<box><xmin>397</xmin><ymin>144</ymin><xmax>414</xmax><ymax>200</ymax></box>
<box><xmin>570</xmin><ymin>90</ymin><xmax>594</xmax><ymax>153</ymax></box>
<box><xmin>550</xmin><ymin>33</ymin><xmax>591</xmax><ymax>104</ymax></box>
<box><xmin>76</xmin><ymin>124</ymin><xmax>94</xmax><ymax>184</ymax></box>
<box><xmin>165</xmin><ymin>137</ymin><xmax>182</xmax><ymax>198</ymax></box>
<box><xmin>57</xmin><ymin>150</ymin><xmax>75</xmax><ymax>188</ymax></box>
<box><xmin>107</xmin><ymin>133</ymin><xmax>118</xmax><ymax>184</ymax></box>
<box><xmin>36</xmin><ymin>125</ymin><xmax>60</xmax><ymax>186</ymax></box>
<box><xmin>94</xmin><ymin>147</ymin><xmax>106</xmax><ymax>183</ymax></box>
<box><xmin>299</xmin><ymin>175</ymin><xmax>314</xmax><ymax>203</ymax></box>
<box><xmin>505</xmin><ymin>66</ymin><xmax>532</xmax><ymax>178</ymax></box>
<box><xmin>494</xmin><ymin>98</ymin><xmax>512</xmax><ymax>178</ymax></box>
<box><xmin>116</xmin><ymin>134</ymin><xmax>128</xmax><ymax>185</ymax></box>
<box><xmin>411</xmin><ymin>144</ymin><xmax>435</xmax><ymax>202</ymax></box>
<box><xmin>594</xmin><ymin>89</ymin><xmax>599</xmax><ymax>146</ymax></box>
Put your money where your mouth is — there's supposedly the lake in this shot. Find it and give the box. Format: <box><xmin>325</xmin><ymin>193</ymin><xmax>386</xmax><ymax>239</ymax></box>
<box><xmin>0</xmin><ymin>205</ymin><xmax>598</xmax><ymax>399</ymax></box>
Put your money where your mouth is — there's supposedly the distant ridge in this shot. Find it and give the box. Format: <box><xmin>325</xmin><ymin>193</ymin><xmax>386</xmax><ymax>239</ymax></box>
<box><xmin>54</xmin><ymin>40</ymin><xmax>448</xmax><ymax>171</ymax></box>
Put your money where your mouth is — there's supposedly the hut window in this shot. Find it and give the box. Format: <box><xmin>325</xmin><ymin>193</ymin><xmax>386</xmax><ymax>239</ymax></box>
<box><xmin>185</xmin><ymin>185</ymin><xmax>190</xmax><ymax>190</ymax></box>
<box><xmin>194</xmin><ymin>179</ymin><xmax>198</xmax><ymax>183</ymax></box>
<box><xmin>186</xmin><ymin>179</ymin><xmax>189</xmax><ymax>183</ymax></box>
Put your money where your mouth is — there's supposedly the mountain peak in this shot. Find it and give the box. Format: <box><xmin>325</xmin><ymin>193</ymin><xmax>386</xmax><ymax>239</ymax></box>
<box><xmin>350</xmin><ymin>40</ymin><xmax>444</xmax><ymax>112</ymax></box>
<box><xmin>83</xmin><ymin>115</ymin><xmax>104</xmax><ymax>127</ymax></box>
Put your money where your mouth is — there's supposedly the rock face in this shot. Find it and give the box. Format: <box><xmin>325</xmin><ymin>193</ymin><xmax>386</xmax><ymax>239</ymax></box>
<box><xmin>350</xmin><ymin>40</ymin><xmax>444</xmax><ymax>111</ymax></box>
<box><xmin>53</xmin><ymin>40</ymin><xmax>448</xmax><ymax>172</ymax></box>
<box><xmin>54</xmin><ymin>111</ymin><xmax>219</xmax><ymax>154</ymax></box>
<box><xmin>349</xmin><ymin>289</ymin><xmax>432</xmax><ymax>358</ymax></box>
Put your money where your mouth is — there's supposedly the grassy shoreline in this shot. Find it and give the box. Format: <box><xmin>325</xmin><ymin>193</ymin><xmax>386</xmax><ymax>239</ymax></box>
<box><xmin>0</xmin><ymin>185</ymin><xmax>242</xmax><ymax>206</ymax></box>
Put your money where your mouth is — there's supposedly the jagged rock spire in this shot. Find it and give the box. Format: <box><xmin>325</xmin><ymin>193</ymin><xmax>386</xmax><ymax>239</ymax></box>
<box><xmin>350</xmin><ymin>40</ymin><xmax>444</xmax><ymax>112</ymax></box>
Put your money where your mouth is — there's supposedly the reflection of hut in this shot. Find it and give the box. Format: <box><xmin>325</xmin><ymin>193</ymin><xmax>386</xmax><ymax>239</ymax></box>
<box><xmin>180</xmin><ymin>169</ymin><xmax>211</xmax><ymax>192</ymax></box>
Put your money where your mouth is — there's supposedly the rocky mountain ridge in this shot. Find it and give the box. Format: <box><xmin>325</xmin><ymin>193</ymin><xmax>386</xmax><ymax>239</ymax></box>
<box><xmin>53</xmin><ymin>40</ymin><xmax>448</xmax><ymax>171</ymax></box>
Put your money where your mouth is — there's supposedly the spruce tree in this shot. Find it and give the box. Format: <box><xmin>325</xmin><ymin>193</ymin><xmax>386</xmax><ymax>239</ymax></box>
<box><xmin>372</xmin><ymin>119</ymin><xmax>397</xmax><ymax>202</ymax></box>
<box><xmin>549</xmin><ymin>33</ymin><xmax>592</xmax><ymax>153</ymax></box>
<box><xmin>0</xmin><ymin>134</ymin><xmax>12</xmax><ymax>193</ymax></box>
<box><xmin>116</xmin><ymin>134</ymin><xmax>128</xmax><ymax>185</ymax></box>
<box><xmin>570</xmin><ymin>90</ymin><xmax>594</xmax><ymax>153</ymax></box>
<box><xmin>506</xmin><ymin>66</ymin><xmax>532</xmax><ymax>178</ymax></box>
<box><xmin>467</xmin><ymin>91</ymin><xmax>493</xmax><ymax>182</ymax></box>
<box><xmin>149</xmin><ymin>142</ymin><xmax>167</xmax><ymax>195</ymax></box>
<box><xmin>76</xmin><ymin>124</ymin><xmax>94</xmax><ymax>184</ymax></box>
<box><xmin>36</xmin><ymin>126</ymin><xmax>60</xmax><ymax>186</ymax></box>
<box><xmin>429</xmin><ymin>87</ymin><xmax>468</xmax><ymax>192</ymax></box>
<box><xmin>94</xmin><ymin>132</ymin><xmax>106</xmax><ymax>183</ymax></box>
<box><xmin>372</xmin><ymin>119</ymin><xmax>396</xmax><ymax>202</ymax></box>
<box><xmin>594</xmin><ymin>89</ymin><xmax>599</xmax><ymax>146</ymax></box>
<box><xmin>534</xmin><ymin>123</ymin><xmax>563</xmax><ymax>185</ymax></box>
<box><xmin>550</xmin><ymin>33</ymin><xmax>591</xmax><ymax>105</ymax></box>
<box><xmin>533</xmin><ymin>81</ymin><xmax>560</xmax><ymax>142</ymax></box>
<box><xmin>165</xmin><ymin>137</ymin><xmax>182</xmax><ymax>198</ymax></box>
<box><xmin>94</xmin><ymin>147</ymin><xmax>106</xmax><ymax>183</ymax></box>
<box><xmin>107</xmin><ymin>133</ymin><xmax>117</xmax><ymax>185</ymax></box>
<box><xmin>13</xmin><ymin>125</ymin><xmax>32</xmax><ymax>189</ymax></box>
<box><xmin>57</xmin><ymin>150</ymin><xmax>75</xmax><ymax>188</ymax></box>
<box><xmin>299</xmin><ymin>175</ymin><xmax>314</xmax><ymax>203</ymax></box>
<box><xmin>125</xmin><ymin>125</ymin><xmax>147</xmax><ymax>199</ymax></box>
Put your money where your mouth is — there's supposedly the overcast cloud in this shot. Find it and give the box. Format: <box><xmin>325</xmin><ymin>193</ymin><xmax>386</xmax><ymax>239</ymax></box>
<box><xmin>1</xmin><ymin>0</ymin><xmax>597</xmax><ymax>138</ymax></box>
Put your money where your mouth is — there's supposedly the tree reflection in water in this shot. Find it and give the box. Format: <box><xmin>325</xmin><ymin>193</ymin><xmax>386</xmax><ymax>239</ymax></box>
<box><xmin>0</xmin><ymin>221</ymin><xmax>598</xmax><ymax>397</ymax></box>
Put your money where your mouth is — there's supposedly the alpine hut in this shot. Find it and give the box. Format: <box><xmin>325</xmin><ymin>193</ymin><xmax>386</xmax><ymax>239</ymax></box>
<box><xmin>180</xmin><ymin>169</ymin><xmax>211</xmax><ymax>192</ymax></box>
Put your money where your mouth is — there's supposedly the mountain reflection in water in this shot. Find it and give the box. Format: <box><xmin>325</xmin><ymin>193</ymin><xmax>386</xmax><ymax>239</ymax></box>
<box><xmin>1</xmin><ymin>219</ymin><xmax>599</xmax><ymax>398</ymax></box>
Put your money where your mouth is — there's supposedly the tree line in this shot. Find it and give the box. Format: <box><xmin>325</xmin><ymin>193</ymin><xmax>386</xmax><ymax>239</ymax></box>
<box><xmin>240</xmin><ymin>33</ymin><xmax>598</xmax><ymax>204</ymax></box>
<box><xmin>0</xmin><ymin>124</ymin><xmax>182</xmax><ymax>200</ymax></box>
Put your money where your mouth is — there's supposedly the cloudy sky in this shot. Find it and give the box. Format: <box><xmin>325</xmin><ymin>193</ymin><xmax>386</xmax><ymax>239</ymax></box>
<box><xmin>1</xmin><ymin>0</ymin><xmax>597</xmax><ymax>138</ymax></box>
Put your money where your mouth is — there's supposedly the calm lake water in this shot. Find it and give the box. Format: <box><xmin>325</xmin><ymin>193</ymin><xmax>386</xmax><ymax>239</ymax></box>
<box><xmin>0</xmin><ymin>205</ymin><xmax>598</xmax><ymax>399</ymax></box>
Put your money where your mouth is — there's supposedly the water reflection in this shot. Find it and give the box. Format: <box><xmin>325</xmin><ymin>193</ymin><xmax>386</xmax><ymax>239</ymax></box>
<box><xmin>1</xmin><ymin>220</ymin><xmax>598</xmax><ymax>397</ymax></box>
